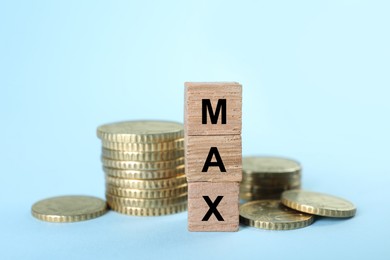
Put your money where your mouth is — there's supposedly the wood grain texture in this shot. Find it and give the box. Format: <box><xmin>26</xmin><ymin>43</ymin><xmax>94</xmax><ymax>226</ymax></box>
<box><xmin>184</xmin><ymin>82</ymin><xmax>242</xmax><ymax>136</ymax></box>
<box><xmin>188</xmin><ymin>182</ymin><xmax>240</xmax><ymax>232</ymax></box>
<box><xmin>185</xmin><ymin>135</ymin><xmax>242</xmax><ymax>182</ymax></box>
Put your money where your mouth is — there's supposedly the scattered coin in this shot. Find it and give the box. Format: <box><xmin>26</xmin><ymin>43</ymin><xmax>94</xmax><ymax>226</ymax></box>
<box><xmin>281</xmin><ymin>190</ymin><xmax>356</xmax><ymax>218</ymax></box>
<box><xmin>31</xmin><ymin>195</ymin><xmax>107</xmax><ymax>223</ymax></box>
<box><xmin>239</xmin><ymin>200</ymin><xmax>314</xmax><ymax>230</ymax></box>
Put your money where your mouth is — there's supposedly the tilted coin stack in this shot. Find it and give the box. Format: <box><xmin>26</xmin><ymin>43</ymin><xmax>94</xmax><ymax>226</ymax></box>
<box><xmin>97</xmin><ymin>121</ymin><xmax>187</xmax><ymax>216</ymax></box>
<box><xmin>185</xmin><ymin>82</ymin><xmax>242</xmax><ymax>231</ymax></box>
<box><xmin>240</xmin><ymin>157</ymin><xmax>301</xmax><ymax>201</ymax></box>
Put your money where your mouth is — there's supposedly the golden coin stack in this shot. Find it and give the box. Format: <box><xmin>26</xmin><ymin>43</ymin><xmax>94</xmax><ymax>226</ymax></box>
<box><xmin>240</xmin><ymin>156</ymin><xmax>301</xmax><ymax>201</ymax></box>
<box><xmin>97</xmin><ymin>120</ymin><xmax>187</xmax><ymax>216</ymax></box>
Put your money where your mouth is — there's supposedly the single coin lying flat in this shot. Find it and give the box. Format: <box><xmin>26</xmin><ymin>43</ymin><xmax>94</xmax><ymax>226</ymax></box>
<box><xmin>97</xmin><ymin>120</ymin><xmax>184</xmax><ymax>143</ymax></box>
<box><xmin>239</xmin><ymin>200</ymin><xmax>314</xmax><ymax>230</ymax></box>
<box><xmin>281</xmin><ymin>190</ymin><xmax>356</xmax><ymax>218</ymax></box>
<box><xmin>31</xmin><ymin>195</ymin><xmax>107</xmax><ymax>223</ymax></box>
<box><xmin>243</xmin><ymin>156</ymin><xmax>301</xmax><ymax>176</ymax></box>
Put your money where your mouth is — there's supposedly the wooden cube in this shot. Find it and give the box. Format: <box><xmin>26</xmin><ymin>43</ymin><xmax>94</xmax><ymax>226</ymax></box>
<box><xmin>184</xmin><ymin>82</ymin><xmax>242</xmax><ymax>136</ymax></box>
<box><xmin>188</xmin><ymin>182</ymin><xmax>239</xmax><ymax>232</ymax></box>
<box><xmin>185</xmin><ymin>135</ymin><xmax>242</xmax><ymax>182</ymax></box>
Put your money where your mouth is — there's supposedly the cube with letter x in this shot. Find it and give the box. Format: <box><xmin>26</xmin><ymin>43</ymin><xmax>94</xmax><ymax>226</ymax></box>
<box><xmin>188</xmin><ymin>182</ymin><xmax>240</xmax><ymax>232</ymax></box>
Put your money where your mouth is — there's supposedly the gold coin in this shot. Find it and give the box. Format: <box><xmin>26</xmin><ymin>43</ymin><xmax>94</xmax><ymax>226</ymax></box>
<box><xmin>106</xmin><ymin>193</ymin><xmax>187</xmax><ymax>208</ymax></box>
<box><xmin>242</xmin><ymin>173</ymin><xmax>301</xmax><ymax>183</ymax></box>
<box><xmin>108</xmin><ymin>202</ymin><xmax>187</xmax><ymax>216</ymax></box>
<box><xmin>240</xmin><ymin>182</ymin><xmax>301</xmax><ymax>190</ymax></box>
<box><xmin>281</xmin><ymin>190</ymin><xmax>356</xmax><ymax>218</ymax></box>
<box><xmin>240</xmin><ymin>193</ymin><xmax>281</xmax><ymax>200</ymax></box>
<box><xmin>240</xmin><ymin>186</ymin><xmax>301</xmax><ymax>193</ymax></box>
<box><xmin>105</xmin><ymin>174</ymin><xmax>187</xmax><ymax>189</ymax></box>
<box><xmin>239</xmin><ymin>191</ymin><xmax>299</xmax><ymax>199</ymax></box>
<box><xmin>240</xmin><ymin>185</ymin><xmax>301</xmax><ymax>193</ymax></box>
<box><xmin>97</xmin><ymin>120</ymin><xmax>184</xmax><ymax>143</ymax></box>
<box><xmin>243</xmin><ymin>156</ymin><xmax>301</xmax><ymax>176</ymax></box>
<box><xmin>103</xmin><ymin>165</ymin><xmax>185</xmax><ymax>179</ymax></box>
<box><xmin>240</xmin><ymin>191</ymin><xmax>292</xmax><ymax>200</ymax></box>
<box><xmin>106</xmin><ymin>183</ymin><xmax>187</xmax><ymax>198</ymax></box>
<box><xmin>240</xmin><ymin>183</ymin><xmax>301</xmax><ymax>200</ymax></box>
<box><xmin>31</xmin><ymin>195</ymin><xmax>107</xmax><ymax>222</ymax></box>
<box><xmin>102</xmin><ymin>148</ymin><xmax>184</xmax><ymax>161</ymax></box>
<box><xmin>240</xmin><ymin>181</ymin><xmax>301</xmax><ymax>189</ymax></box>
<box><xmin>239</xmin><ymin>200</ymin><xmax>314</xmax><ymax>230</ymax></box>
<box><xmin>101</xmin><ymin>139</ymin><xmax>184</xmax><ymax>152</ymax></box>
<box><xmin>240</xmin><ymin>193</ymin><xmax>273</xmax><ymax>201</ymax></box>
<box><xmin>101</xmin><ymin>157</ymin><xmax>184</xmax><ymax>170</ymax></box>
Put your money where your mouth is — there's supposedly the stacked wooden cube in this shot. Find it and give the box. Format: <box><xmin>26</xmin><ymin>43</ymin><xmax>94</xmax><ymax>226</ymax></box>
<box><xmin>184</xmin><ymin>82</ymin><xmax>242</xmax><ymax>232</ymax></box>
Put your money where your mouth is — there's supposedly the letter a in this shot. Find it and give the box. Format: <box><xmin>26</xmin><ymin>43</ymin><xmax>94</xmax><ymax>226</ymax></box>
<box><xmin>202</xmin><ymin>99</ymin><xmax>226</xmax><ymax>124</ymax></box>
<box><xmin>202</xmin><ymin>147</ymin><xmax>226</xmax><ymax>172</ymax></box>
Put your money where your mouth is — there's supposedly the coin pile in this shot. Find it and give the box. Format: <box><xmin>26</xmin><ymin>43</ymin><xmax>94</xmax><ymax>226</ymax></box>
<box><xmin>240</xmin><ymin>157</ymin><xmax>301</xmax><ymax>201</ymax></box>
<box><xmin>239</xmin><ymin>156</ymin><xmax>356</xmax><ymax>230</ymax></box>
<box><xmin>239</xmin><ymin>200</ymin><xmax>314</xmax><ymax>230</ymax></box>
<box><xmin>97</xmin><ymin>120</ymin><xmax>188</xmax><ymax>216</ymax></box>
<box><xmin>239</xmin><ymin>190</ymin><xmax>356</xmax><ymax>230</ymax></box>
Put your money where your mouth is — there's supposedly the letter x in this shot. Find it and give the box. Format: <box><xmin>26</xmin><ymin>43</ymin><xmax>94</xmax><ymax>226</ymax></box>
<box><xmin>201</xmin><ymin>196</ymin><xmax>224</xmax><ymax>221</ymax></box>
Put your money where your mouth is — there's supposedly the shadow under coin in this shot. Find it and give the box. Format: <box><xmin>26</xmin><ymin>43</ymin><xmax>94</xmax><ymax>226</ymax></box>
<box><xmin>312</xmin><ymin>216</ymin><xmax>355</xmax><ymax>227</ymax></box>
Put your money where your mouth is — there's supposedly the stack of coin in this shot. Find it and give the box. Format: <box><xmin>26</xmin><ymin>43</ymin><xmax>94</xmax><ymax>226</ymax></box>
<box><xmin>97</xmin><ymin>120</ymin><xmax>187</xmax><ymax>216</ymax></box>
<box><xmin>240</xmin><ymin>156</ymin><xmax>301</xmax><ymax>201</ymax></box>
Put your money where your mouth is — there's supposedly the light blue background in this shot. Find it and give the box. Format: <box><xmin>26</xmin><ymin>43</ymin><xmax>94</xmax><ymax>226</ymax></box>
<box><xmin>1</xmin><ymin>0</ymin><xmax>389</xmax><ymax>259</ymax></box>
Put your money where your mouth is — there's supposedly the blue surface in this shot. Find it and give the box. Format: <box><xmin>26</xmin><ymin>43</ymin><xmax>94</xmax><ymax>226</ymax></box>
<box><xmin>1</xmin><ymin>0</ymin><xmax>390</xmax><ymax>259</ymax></box>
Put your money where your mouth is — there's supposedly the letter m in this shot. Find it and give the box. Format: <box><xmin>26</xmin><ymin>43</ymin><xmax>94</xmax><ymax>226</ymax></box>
<box><xmin>202</xmin><ymin>99</ymin><xmax>226</xmax><ymax>124</ymax></box>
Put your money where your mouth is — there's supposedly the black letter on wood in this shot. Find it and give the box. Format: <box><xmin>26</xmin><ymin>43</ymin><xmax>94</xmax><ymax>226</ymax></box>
<box><xmin>202</xmin><ymin>196</ymin><xmax>224</xmax><ymax>221</ymax></box>
<box><xmin>202</xmin><ymin>147</ymin><xmax>226</xmax><ymax>172</ymax></box>
<box><xmin>202</xmin><ymin>99</ymin><xmax>227</xmax><ymax>124</ymax></box>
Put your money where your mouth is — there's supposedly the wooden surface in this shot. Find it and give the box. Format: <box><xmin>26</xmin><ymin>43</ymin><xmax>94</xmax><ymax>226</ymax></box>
<box><xmin>188</xmin><ymin>182</ymin><xmax>240</xmax><ymax>232</ymax></box>
<box><xmin>184</xmin><ymin>82</ymin><xmax>242</xmax><ymax>136</ymax></box>
<box><xmin>185</xmin><ymin>135</ymin><xmax>242</xmax><ymax>182</ymax></box>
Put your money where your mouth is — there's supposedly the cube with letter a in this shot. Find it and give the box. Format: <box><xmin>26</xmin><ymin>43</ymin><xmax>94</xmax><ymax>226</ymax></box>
<box><xmin>184</xmin><ymin>82</ymin><xmax>242</xmax><ymax>232</ymax></box>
